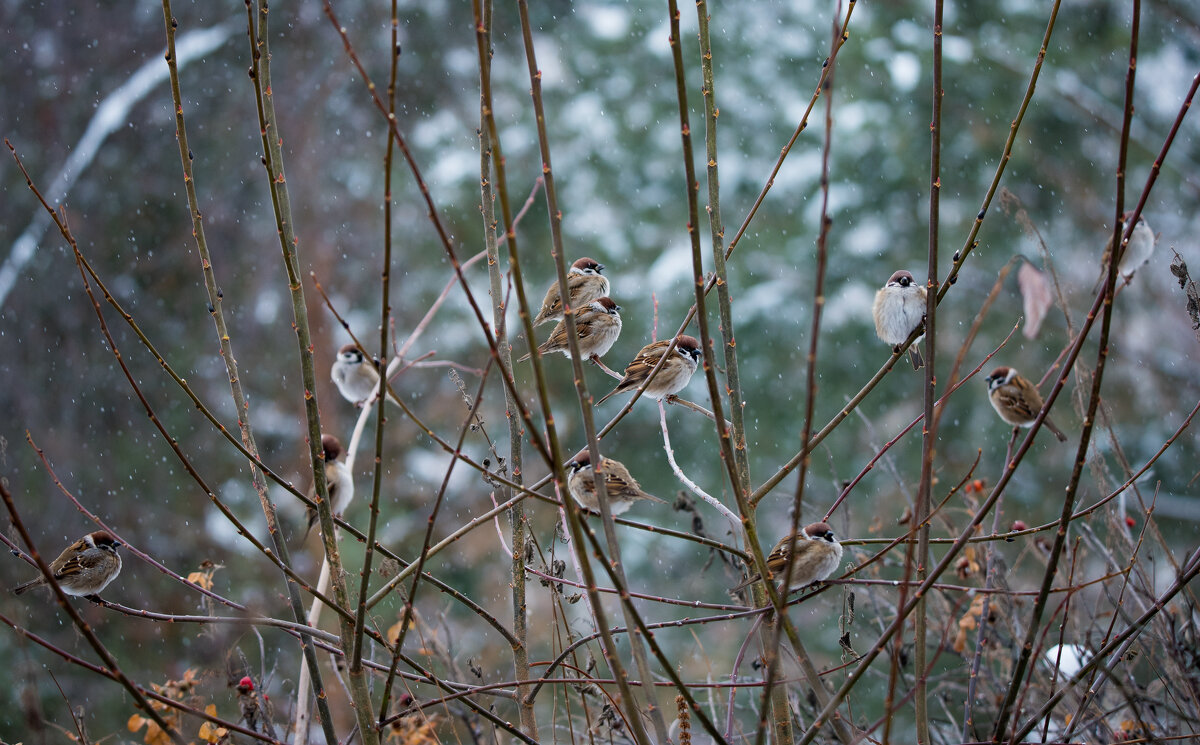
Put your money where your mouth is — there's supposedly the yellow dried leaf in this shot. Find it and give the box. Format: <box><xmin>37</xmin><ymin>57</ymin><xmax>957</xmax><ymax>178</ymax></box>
<box><xmin>128</xmin><ymin>714</ymin><xmax>148</xmax><ymax>732</ymax></box>
<box><xmin>144</xmin><ymin>720</ymin><xmax>170</xmax><ymax>745</ymax></box>
<box><xmin>387</xmin><ymin>620</ymin><xmax>404</xmax><ymax>646</ymax></box>
<box><xmin>187</xmin><ymin>571</ymin><xmax>213</xmax><ymax>590</ymax></box>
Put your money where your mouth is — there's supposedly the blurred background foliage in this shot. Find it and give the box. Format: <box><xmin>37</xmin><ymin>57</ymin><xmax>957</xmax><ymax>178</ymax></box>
<box><xmin>0</xmin><ymin>0</ymin><xmax>1198</xmax><ymax>740</ymax></box>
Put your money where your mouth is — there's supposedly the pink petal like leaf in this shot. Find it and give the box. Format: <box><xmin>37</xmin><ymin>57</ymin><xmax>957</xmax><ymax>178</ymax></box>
<box><xmin>1019</xmin><ymin>262</ymin><xmax>1053</xmax><ymax>339</ymax></box>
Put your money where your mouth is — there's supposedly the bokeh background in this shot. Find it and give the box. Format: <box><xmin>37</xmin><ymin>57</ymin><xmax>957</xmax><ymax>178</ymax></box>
<box><xmin>1</xmin><ymin>0</ymin><xmax>1198</xmax><ymax>741</ymax></box>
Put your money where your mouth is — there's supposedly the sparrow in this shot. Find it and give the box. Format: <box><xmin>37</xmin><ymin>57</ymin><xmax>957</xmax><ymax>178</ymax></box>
<box><xmin>532</xmin><ymin>257</ymin><xmax>610</xmax><ymax>327</ymax></box>
<box><xmin>331</xmin><ymin>344</ymin><xmax>400</xmax><ymax>407</ymax></box>
<box><xmin>12</xmin><ymin>531</ymin><xmax>123</xmax><ymax>597</ymax></box>
<box><xmin>733</xmin><ymin>522</ymin><xmax>843</xmax><ymax>593</ymax></box>
<box><xmin>873</xmin><ymin>270</ymin><xmax>927</xmax><ymax>370</ymax></box>
<box><xmin>596</xmin><ymin>335</ymin><xmax>702</xmax><ymax>405</ymax></box>
<box><xmin>984</xmin><ymin>366</ymin><xmax>1067</xmax><ymax>442</ymax></box>
<box><xmin>566</xmin><ymin>452</ymin><xmax>666</xmax><ymax>515</ymax></box>
<box><xmin>304</xmin><ymin>434</ymin><xmax>356</xmax><ymax>537</ymax></box>
<box><xmin>519</xmin><ymin>297</ymin><xmax>622</xmax><ymax>362</ymax></box>
<box><xmin>1098</xmin><ymin>212</ymin><xmax>1156</xmax><ymax>285</ymax></box>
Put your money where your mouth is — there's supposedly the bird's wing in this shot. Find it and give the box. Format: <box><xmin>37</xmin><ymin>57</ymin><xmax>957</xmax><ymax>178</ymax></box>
<box><xmin>603</xmin><ymin>470</ymin><xmax>664</xmax><ymax>503</ymax></box>
<box><xmin>997</xmin><ymin>386</ymin><xmax>1039</xmax><ymax>421</ymax></box>
<box><xmin>56</xmin><ymin>550</ymin><xmax>108</xmax><ymax>579</ymax></box>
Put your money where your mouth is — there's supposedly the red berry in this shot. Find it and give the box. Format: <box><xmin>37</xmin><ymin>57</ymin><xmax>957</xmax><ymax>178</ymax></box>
<box><xmin>1125</xmin><ymin>516</ymin><xmax>1136</xmax><ymax>528</ymax></box>
<box><xmin>1011</xmin><ymin>520</ymin><xmax>1028</xmax><ymax>532</ymax></box>
<box><xmin>238</xmin><ymin>676</ymin><xmax>254</xmax><ymax>692</ymax></box>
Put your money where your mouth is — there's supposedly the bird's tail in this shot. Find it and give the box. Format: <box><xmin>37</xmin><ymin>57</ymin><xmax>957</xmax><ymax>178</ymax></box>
<box><xmin>12</xmin><ymin>578</ymin><xmax>41</xmax><ymax>595</ymax></box>
<box><xmin>1045</xmin><ymin>419</ymin><xmax>1068</xmax><ymax>443</ymax></box>
<box><xmin>908</xmin><ymin>346</ymin><xmax>925</xmax><ymax>370</ymax></box>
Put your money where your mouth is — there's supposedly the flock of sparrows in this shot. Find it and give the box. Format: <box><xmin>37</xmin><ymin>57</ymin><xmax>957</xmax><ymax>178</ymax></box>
<box><xmin>12</xmin><ymin>215</ymin><xmax>1154</xmax><ymax>601</ymax></box>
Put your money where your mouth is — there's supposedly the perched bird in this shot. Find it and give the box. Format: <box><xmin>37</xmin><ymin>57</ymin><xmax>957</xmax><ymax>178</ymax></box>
<box><xmin>304</xmin><ymin>434</ymin><xmax>356</xmax><ymax>537</ymax></box>
<box><xmin>733</xmin><ymin>522</ymin><xmax>843</xmax><ymax>593</ymax></box>
<box><xmin>331</xmin><ymin>344</ymin><xmax>400</xmax><ymax>407</ymax></box>
<box><xmin>596</xmin><ymin>335</ymin><xmax>702</xmax><ymax>405</ymax></box>
<box><xmin>532</xmin><ymin>257</ymin><xmax>610</xmax><ymax>327</ymax></box>
<box><xmin>12</xmin><ymin>531</ymin><xmax>123</xmax><ymax>597</ymax></box>
<box><xmin>873</xmin><ymin>270</ymin><xmax>927</xmax><ymax>370</ymax></box>
<box><xmin>1099</xmin><ymin>212</ymin><xmax>1156</xmax><ymax>284</ymax></box>
<box><xmin>519</xmin><ymin>297</ymin><xmax>622</xmax><ymax>362</ymax></box>
<box><xmin>985</xmin><ymin>366</ymin><xmax>1067</xmax><ymax>442</ymax></box>
<box><xmin>566</xmin><ymin>452</ymin><xmax>666</xmax><ymax>515</ymax></box>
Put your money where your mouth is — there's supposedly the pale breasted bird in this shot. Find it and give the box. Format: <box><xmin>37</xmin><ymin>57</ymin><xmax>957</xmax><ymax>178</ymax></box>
<box><xmin>596</xmin><ymin>335</ymin><xmax>702</xmax><ymax>405</ymax></box>
<box><xmin>984</xmin><ymin>366</ymin><xmax>1067</xmax><ymax>442</ymax></box>
<box><xmin>12</xmin><ymin>531</ymin><xmax>123</xmax><ymax>597</ymax></box>
<box><xmin>566</xmin><ymin>452</ymin><xmax>666</xmax><ymax>515</ymax></box>
<box><xmin>532</xmin><ymin>257</ymin><xmax>610</xmax><ymax>327</ymax></box>
<box><xmin>1098</xmin><ymin>212</ymin><xmax>1156</xmax><ymax>287</ymax></box>
<box><xmin>733</xmin><ymin>522</ymin><xmax>843</xmax><ymax>593</ymax></box>
<box><xmin>519</xmin><ymin>297</ymin><xmax>622</xmax><ymax>362</ymax></box>
<box><xmin>304</xmin><ymin>434</ymin><xmax>356</xmax><ymax>537</ymax></box>
<box><xmin>331</xmin><ymin>343</ymin><xmax>401</xmax><ymax>408</ymax></box>
<box><xmin>873</xmin><ymin>270</ymin><xmax>927</xmax><ymax>370</ymax></box>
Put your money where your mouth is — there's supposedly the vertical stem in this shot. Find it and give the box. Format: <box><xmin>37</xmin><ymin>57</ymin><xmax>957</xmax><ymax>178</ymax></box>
<box><xmin>513</xmin><ymin>2</ymin><xmax>667</xmax><ymax>742</ymax></box>
<box><xmin>991</xmin><ymin>1</ymin><xmax>1140</xmax><ymax>740</ymax></box>
<box><xmin>476</xmin><ymin>1</ymin><xmax>535</xmax><ymax>736</ymax></box>
<box><xmin>914</xmin><ymin>1</ymin><xmax>944</xmax><ymax>742</ymax></box>
<box><xmin>353</xmin><ymin>0</ymin><xmax>401</xmax><ymax>672</ymax></box>
<box><xmin>162</xmin><ymin>2</ymin><xmax>338</xmax><ymax>743</ymax></box>
<box><xmin>247</xmin><ymin>1</ymin><xmax>377</xmax><ymax>742</ymax></box>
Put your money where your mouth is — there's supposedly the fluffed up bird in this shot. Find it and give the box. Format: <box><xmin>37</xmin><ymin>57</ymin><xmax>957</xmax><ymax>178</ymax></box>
<box><xmin>566</xmin><ymin>452</ymin><xmax>666</xmax><ymax>515</ymax></box>
<box><xmin>873</xmin><ymin>270</ymin><xmax>927</xmax><ymax>370</ymax></box>
<box><xmin>532</xmin><ymin>257</ymin><xmax>610</xmax><ymax>327</ymax></box>
<box><xmin>1099</xmin><ymin>212</ymin><xmax>1156</xmax><ymax>285</ymax></box>
<box><xmin>519</xmin><ymin>297</ymin><xmax>622</xmax><ymax>362</ymax></box>
<box><xmin>596</xmin><ymin>335</ymin><xmax>702</xmax><ymax>405</ymax></box>
<box><xmin>985</xmin><ymin>366</ymin><xmax>1067</xmax><ymax>442</ymax></box>
<box><xmin>12</xmin><ymin>531</ymin><xmax>123</xmax><ymax>597</ymax></box>
<box><xmin>304</xmin><ymin>434</ymin><xmax>356</xmax><ymax>538</ymax></box>
<box><xmin>733</xmin><ymin>522</ymin><xmax>843</xmax><ymax>593</ymax></box>
<box><xmin>331</xmin><ymin>344</ymin><xmax>401</xmax><ymax>408</ymax></box>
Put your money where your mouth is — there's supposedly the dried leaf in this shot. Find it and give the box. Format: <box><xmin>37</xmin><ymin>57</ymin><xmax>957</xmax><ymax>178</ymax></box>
<box><xmin>1170</xmin><ymin>249</ymin><xmax>1200</xmax><ymax>344</ymax></box>
<box><xmin>1018</xmin><ymin>262</ymin><xmax>1053</xmax><ymax>339</ymax></box>
<box><xmin>953</xmin><ymin>593</ymin><xmax>987</xmax><ymax>654</ymax></box>
<box><xmin>128</xmin><ymin>714</ymin><xmax>148</xmax><ymax>733</ymax></box>
<box><xmin>198</xmin><ymin>705</ymin><xmax>228</xmax><ymax>743</ymax></box>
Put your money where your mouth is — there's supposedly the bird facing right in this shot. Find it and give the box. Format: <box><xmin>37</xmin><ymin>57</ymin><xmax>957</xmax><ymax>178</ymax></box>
<box><xmin>733</xmin><ymin>522</ymin><xmax>843</xmax><ymax>593</ymax></box>
<box><xmin>532</xmin><ymin>257</ymin><xmax>610</xmax><ymax>327</ymax></box>
<box><xmin>304</xmin><ymin>434</ymin><xmax>356</xmax><ymax>538</ymax></box>
<box><xmin>1099</xmin><ymin>212</ymin><xmax>1156</xmax><ymax>280</ymax></box>
<box><xmin>566</xmin><ymin>452</ymin><xmax>666</xmax><ymax>516</ymax></box>
<box><xmin>984</xmin><ymin>366</ymin><xmax>1068</xmax><ymax>442</ymax></box>
<box><xmin>519</xmin><ymin>297</ymin><xmax>622</xmax><ymax>362</ymax></box>
<box><xmin>596</xmin><ymin>335</ymin><xmax>702</xmax><ymax>405</ymax></box>
<box><xmin>873</xmin><ymin>270</ymin><xmax>927</xmax><ymax>369</ymax></box>
<box><xmin>11</xmin><ymin>531</ymin><xmax>123</xmax><ymax>597</ymax></box>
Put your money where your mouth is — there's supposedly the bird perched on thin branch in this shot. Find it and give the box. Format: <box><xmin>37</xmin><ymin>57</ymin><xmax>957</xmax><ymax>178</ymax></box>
<box><xmin>1097</xmin><ymin>212</ymin><xmax>1156</xmax><ymax>288</ymax></box>
<box><xmin>984</xmin><ymin>366</ymin><xmax>1067</xmax><ymax>442</ymax></box>
<box><xmin>519</xmin><ymin>297</ymin><xmax>622</xmax><ymax>362</ymax></box>
<box><xmin>596</xmin><ymin>335</ymin><xmax>702</xmax><ymax>405</ymax></box>
<box><xmin>304</xmin><ymin>434</ymin><xmax>355</xmax><ymax>538</ymax></box>
<box><xmin>11</xmin><ymin>531</ymin><xmax>123</xmax><ymax>598</ymax></box>
<box><xmin>331</xmin><ymin>343</ymin><xmax>401</xmax><ymax>408</ymax></box>
<box><xmin>733</xmin><ymin>522</ymin><xmax>843</xmax><ymax>593</ymax></box>
<box><xmin>532</xmin><ymin>257</ymin><xmax>610</xmax><ymax>327</ymax></box>
<box><xmin>873</xmin><ymin>270</ymin><xmax>927</xmax><ymax>370</ymax></box>
<box><xmin>566</xmin><ymin>452</ymin><xmax>666</xmax><ymax>515</ymax></box>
